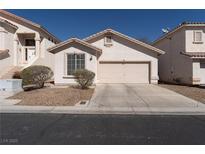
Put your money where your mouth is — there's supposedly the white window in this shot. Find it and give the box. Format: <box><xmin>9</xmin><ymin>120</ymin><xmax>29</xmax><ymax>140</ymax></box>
<box><xmin>104</xmin><ymin>35</ymin><xmax>112</xmax><ymax>45</ymax></box>
<box><xmin>66</xmin><ymin>53</ymin><xmax>85</xmax><ymax>75</ymax></box>
<box><xmin>194</xmin><ymin>31</ymin><xmax>203</xmax><ymax>43</ymax></box>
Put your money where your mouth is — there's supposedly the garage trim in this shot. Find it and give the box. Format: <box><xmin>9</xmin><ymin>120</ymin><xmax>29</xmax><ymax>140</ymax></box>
<box><xmin>98</xmin><ymin>61</ymin><xmax>151</xmax><ymax>83</ymax></box>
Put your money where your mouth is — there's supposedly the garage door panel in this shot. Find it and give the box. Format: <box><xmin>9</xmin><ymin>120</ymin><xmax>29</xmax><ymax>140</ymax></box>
<box><xmin>99</xmin><ymin>62</ymin><xmax>149</xmax><ymax>83</ymax></box>
<box><xmin>124</xmin><ymin>63</ymin><xmax>149</xmax><ymax>83</ymax></box>
<box><xmin>99</xmin><ymin>63</ymin><xmax>124</xmax><ymax>83</ymax></box>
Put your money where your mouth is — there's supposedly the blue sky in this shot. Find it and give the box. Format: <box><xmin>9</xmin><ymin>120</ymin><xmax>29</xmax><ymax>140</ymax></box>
<box><xmin>8</xmin><ymin>9</ymin><xmax>205</xmax><ymax>42</ymax></box>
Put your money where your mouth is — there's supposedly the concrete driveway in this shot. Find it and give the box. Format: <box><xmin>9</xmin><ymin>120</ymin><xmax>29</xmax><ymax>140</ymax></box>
<box><xmin>89</xmin><ymin>84</ymin><xmax>205</xmax><ymax>108</ymax></box>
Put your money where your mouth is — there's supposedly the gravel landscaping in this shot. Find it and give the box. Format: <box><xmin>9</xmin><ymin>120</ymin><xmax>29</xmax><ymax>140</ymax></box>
<box><xmin>9</xmin><ymin>87</ymin><xmax>94</xmax><ymax>106</ymax></box>
<box><xmin>159</xmin><ymin>83</ymin><xmax>205</xmax><ymax>104</ymax></box>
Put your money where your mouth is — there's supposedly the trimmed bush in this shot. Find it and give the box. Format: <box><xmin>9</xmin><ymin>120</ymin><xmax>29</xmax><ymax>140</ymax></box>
<box><xmin>12</xmin><ymin>71</ymin><xmax>21</xmax><ymax>79</ymax></box>
<box><xmin>73</xmin><ymin>69</ymin><xmax>95</xmax><ymax>89</ymax></box>
<box><xmin>20</xmin><ymin>65</ymin><xmax>53</xmax><ymax>90</ymax></box>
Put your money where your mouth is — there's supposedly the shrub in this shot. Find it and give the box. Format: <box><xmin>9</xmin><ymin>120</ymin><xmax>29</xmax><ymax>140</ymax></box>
<box><xmin>73</xmin><ymin>69</ymin><xmax>95</xmax><ymax>89</ymax></box>
<box><xmin>20</xmin><ymin>65</ymin><xmax>53</xmax><ymax>90</ymax></box>
<box><xmin>12</xmin><ymin>71</ymin><xmax>21</xmax><ymax>79</ymax></box>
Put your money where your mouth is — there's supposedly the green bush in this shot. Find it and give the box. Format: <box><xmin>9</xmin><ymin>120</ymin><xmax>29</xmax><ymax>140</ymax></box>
<box><xmin>73</xmin><ymin>69</ymin><xmax>95</xmax><ymax>89</ymax></box>
<box><xmin>20</xmin><ymin>65</ymin><xmax>53</xmax><ymax>90</ymax></box>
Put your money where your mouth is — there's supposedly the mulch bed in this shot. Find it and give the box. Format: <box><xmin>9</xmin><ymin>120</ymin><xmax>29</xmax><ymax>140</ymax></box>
<box><xmin>9</xmin><ymin>87</ymin><xmax>94</xmax><ymax>106</ymax></box>
<box><xmin>159</xmin><ymin>83</ymin><xmax>205</xmax><ymax>104</ymax></box>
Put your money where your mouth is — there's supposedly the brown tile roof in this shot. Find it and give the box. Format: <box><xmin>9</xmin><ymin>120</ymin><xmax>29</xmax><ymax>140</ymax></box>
<box><xmin>0</xmin><ymin>49</ymin><xmax>9</xmax><ymax>57</ymax></box>
<box><xmin>153</xmin><ymin>22</ymin><xmax>205</xmax><ymax>45</ymax></box>
<box><xmin>180</xmin><ymin>52</ymin><xmax>205</xmax><ymax>59</ymax></box>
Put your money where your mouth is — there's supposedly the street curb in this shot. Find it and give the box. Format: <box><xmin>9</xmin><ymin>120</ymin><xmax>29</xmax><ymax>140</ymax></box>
<box><xmin>1</xmin><ymin>106</ymin><xmax>205</xmax><ymax>115</ymax></box>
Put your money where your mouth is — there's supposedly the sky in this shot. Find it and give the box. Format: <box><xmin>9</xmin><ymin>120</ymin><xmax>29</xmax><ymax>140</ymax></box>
<box><xmin>7</xmin><ymin>9</ymin><xmax>205</xmax><ymax>42</ymax></box>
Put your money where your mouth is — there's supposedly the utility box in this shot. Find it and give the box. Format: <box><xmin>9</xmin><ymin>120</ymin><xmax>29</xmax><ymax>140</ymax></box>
<box><xmin>0</xmin><ymin>79</ymin><xmax>23</xmax><ymax>92</ymax></box>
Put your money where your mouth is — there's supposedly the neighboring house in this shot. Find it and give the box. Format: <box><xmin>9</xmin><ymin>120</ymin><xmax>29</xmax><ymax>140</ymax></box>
<box><xmin>48</xmin><ymin>29</ymin><xmax>165</xmax><ymax>85</ymax></box>
<box><xmin>0</xmin><ymin>10</ymin><xmax>60</xmax><ymax>79</ymax></box>
<box><xmin>153</xmin><ymin>22</ymin><xmax>205</xmax><ymax>85</ymax></box>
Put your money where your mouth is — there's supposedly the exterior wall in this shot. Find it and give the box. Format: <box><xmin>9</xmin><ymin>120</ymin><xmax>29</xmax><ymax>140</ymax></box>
<box><xmin>33</xmin><ymin>37</ymin><xmax>56</xmax><ymax>71</ymax></box>
<box><xmin>54</xmin><ymin>45</ymin><xmax>97</xmax><ymax>85</ymax></box>
<box><xmin>0</xmin><ymin>24</ymin><xmax>15</xmax><ymax>72</ymax></box>
<box><xmin>91</xmin><ymin>36</ymin><xmax>159</xmax><ymax>84</ymax></box>
<box><xmin>185</xmin><ymin>27</ymin><xmax>205</xmax><ymax>52</ymax></box>
<box><xmin>154</xmin><ymin>28</ymin><xmax>193</xmax><ymax>84</ymax></box>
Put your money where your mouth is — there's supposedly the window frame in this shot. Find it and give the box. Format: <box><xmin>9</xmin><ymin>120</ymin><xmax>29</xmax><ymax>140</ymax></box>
<box><xmin>104</xmin><ymin>35</ymin><xmax>113</xmax><ymax>46</ymax></box>
<box><xmin>193</xmin><ymin>30</ymin><xmax>203</xmax><ymax>43</ymax></box>
<box><xmin>65</xmin><ymin>53</ymin><xmax>86</xmax><ymax>76</ymax></box>
<box><xmin>25</xmin><ymin>38</ymin><xmax>36</xmax><ymax>47</ymax></box>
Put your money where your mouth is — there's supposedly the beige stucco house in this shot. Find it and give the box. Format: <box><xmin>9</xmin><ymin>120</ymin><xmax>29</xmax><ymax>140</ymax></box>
<box><xmin>153</xmin><ymin>22</ymin><xmax>205</xmax><ymax>85</ymax></box>
<box><xmin>0</xmin><ymin>10</ymin><xmax>60</xmax><ymax>79</ymax></box>
<box><xmin>48</xmin><ymin>29</ymin><xmax>165</xmax><ymax>85</ymax></box>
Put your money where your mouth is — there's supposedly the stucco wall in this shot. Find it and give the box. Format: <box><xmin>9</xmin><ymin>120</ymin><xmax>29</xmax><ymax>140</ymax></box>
<box><xmin>91</xmin><ymin>36</ymin><xmax>159</xmax><ymax>83</ymax></box>
<box><xmin>185</xmin><ymin>27</ymin><xmax>205</xmax><ymax>52</ymax></box>
<box><xmin>154</xmin><ymin>28</ymin><xmax>193</xmax><ymax>84</ymax></box>
<box><xmin>33</xmin><ymin>37</ymin><xmax>56</xmax><ymax>71</ymax></box>
<box><xmin>0</xmin><ymin>24</ymin><xmax>15</xmax><ymax>72</ymax></box>
<box><xmin>54</xmin><ymin>45</ymin><xmax>97</xmax><ymax>85</ymax></box>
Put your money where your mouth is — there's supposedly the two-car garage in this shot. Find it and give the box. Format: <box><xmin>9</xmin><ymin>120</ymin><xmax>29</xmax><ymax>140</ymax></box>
<box><xmin>98</xmin><ymin>61</ymin><xmax>150</xmax><ymax>84</ymax></box>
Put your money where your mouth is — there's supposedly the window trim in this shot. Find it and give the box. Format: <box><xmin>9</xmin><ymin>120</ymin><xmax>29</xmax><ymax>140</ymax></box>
<box><xmin>193</xmin><ymin>30</ymin><xmax>203</xmax><ymax>43</ymax></box>
<box><xmin>64</xmin><ymin>52</ymin><xmax>86</xmax><ymax>77</ymax></box>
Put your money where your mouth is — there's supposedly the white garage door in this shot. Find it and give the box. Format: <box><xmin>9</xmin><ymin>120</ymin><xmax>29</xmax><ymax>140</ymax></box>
<box><xmin>98</xmin><ymin>62</ymin><xmax>150</xmax><ymax>83</ymax></box>
<box><xmin>200</xmin><ymin>62</ymin><xmax>205</xmax><ymax>84</ymax></box>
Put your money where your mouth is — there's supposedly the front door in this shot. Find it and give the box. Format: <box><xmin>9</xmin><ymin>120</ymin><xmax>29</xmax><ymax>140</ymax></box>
<box><xmin>25</xmin><ymin>47</ymin><xmax>35</xmax><ymax>62</ymax></box>
<box><xmin>24</xmin><ymin>39</ymin><xmax>36</xmax><ymax>63</ymax></box>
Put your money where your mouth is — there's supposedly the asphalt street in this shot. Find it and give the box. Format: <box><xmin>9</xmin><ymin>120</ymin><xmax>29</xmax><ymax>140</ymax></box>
<box><xmin>1</xmin><ymin>113</ymin><xmax>205</xmax><ymax>145</ymax></box>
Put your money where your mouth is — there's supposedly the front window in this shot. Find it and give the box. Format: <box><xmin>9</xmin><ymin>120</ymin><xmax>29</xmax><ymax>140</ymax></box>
<box><xmin>67</xmin><ymin>53</ymin><xmax>85</xmax><ymax>75</ymax></box>
<box><xmin>25</xmin><ymin>39</ymin><xmax>35</xmax><ymax>46</ymax></box>
<box><xmin>194</xmin><ymin>31</ymin><xmax>203</xmax><ymax>43</ymax></box>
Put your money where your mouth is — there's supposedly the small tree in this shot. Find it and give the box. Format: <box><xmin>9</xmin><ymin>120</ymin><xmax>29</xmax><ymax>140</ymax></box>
<box><xmin>73</xmin><ymin>69</ymin><xmax>95</xmax><ymax>89</ymax></box>
<box><xmin>20</xmin><ymin>65</ymin><xmax>53</xmax><ymax>90</ymax></box>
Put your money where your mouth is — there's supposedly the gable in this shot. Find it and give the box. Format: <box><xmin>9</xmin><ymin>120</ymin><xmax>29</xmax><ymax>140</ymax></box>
<box><xmin>84</xmin><ymin>29</ymin><xmax>165</xmax><ymax>55</ymax></box>
<box><xmin>91</xmin><ymin>36</ymin><xmax>159</xmax><ymax>61</ymax></box>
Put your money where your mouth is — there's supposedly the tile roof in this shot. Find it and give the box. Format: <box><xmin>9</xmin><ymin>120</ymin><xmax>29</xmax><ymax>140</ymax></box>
<box><xmin>0</xmin><ymin>49</ymin><xmax>9</xmax><ymax>58</ymax></box>
<box><xmin>0</xmin><ymin>18</ymin><xmax>18</xmax><ymax>29</ymax></box>
<box><xmin>180</xmin><ymin>52</ymin><xmax>205</xmax><ymax>58</ymax></box>
<box><xmin>0</xmin><ymin>10</ymin><xmax>60</xmax><ymax>43</ymax></box>
<box><xmin>47</xmin><ymin>38</ymin><xmax>102</xmax><ymax>54</ymax></box>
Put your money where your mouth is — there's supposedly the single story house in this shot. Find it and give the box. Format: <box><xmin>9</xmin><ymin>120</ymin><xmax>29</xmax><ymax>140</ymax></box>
<box><xmin>153</xmin><ymin>22</ymin><xmax>205</xmax><ymax>85</ymax></box>
<box><xmin>48</xmin><ymin>29</ymin><xmax>165</xmax><ymax>85</ymax></box>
